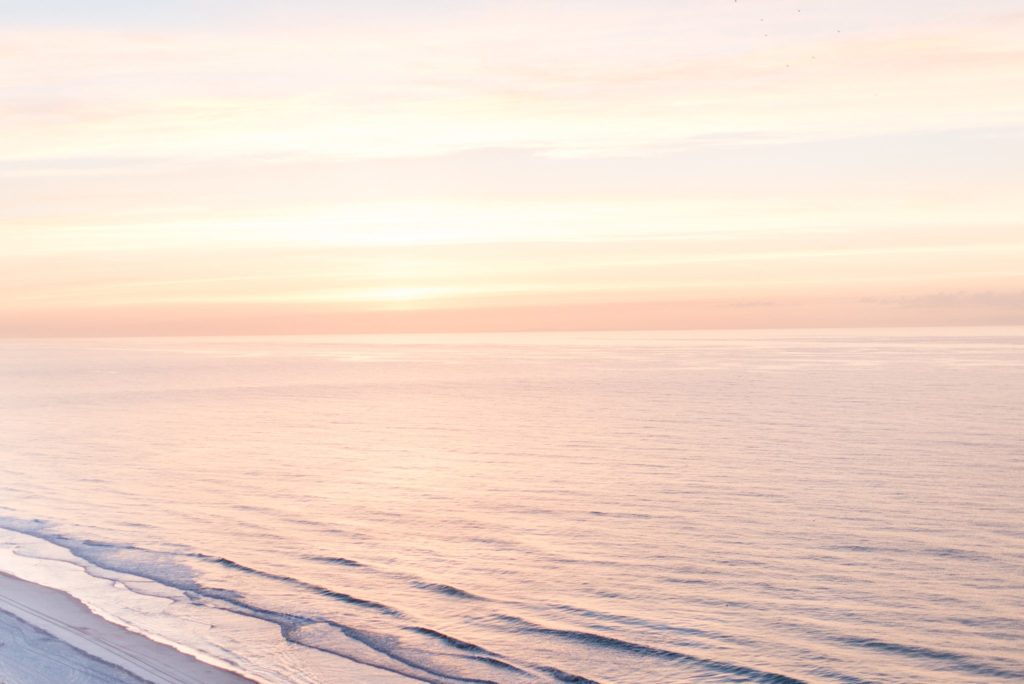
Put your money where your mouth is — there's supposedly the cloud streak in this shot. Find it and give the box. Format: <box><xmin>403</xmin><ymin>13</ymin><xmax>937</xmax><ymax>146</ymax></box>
<box><xmin>3</xmin><ymin>7</ymin><xmax>1023</xmax><ymax>162</ymax></box>
<box><xmin>2</xmin><ymin>1</ymin><xmax>1023</xmax><ymax>334</ymax></box>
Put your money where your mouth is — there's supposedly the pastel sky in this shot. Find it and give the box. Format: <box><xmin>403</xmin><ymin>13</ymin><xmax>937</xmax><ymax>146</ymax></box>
<box><xmin>3</xmin><ymin>0</ymin><xmax>1023</xmax><ymax>335</ymax></box>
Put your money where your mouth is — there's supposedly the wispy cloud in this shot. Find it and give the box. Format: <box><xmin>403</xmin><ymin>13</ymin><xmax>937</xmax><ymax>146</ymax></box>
<box><xmin>3</xmin><ymin>7</ymin><xmax>1022</xmax><ymax>163</ymax></box>
<box><xmin>2</xmin><ymin>1</ymin><xmax>1023</xmax><ymax>334</ymax></box>
<box><xmin>866</xmin><ymin>291</ymin><xmax>1024</xmax><ymax>310</ymax></box>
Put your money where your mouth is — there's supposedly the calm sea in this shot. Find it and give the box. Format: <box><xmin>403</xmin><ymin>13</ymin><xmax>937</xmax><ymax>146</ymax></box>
<box><xmin>1</xmin><ymin>329</ymin><xmax>1022</xmax><ymax>683</ymax></box>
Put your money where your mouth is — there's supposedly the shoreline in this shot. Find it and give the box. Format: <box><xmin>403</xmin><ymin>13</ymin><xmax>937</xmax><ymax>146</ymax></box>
<box><xmin>0</xmin><ymin>571</ymin><xmax>256</xmax><ymax>684</ymax></box>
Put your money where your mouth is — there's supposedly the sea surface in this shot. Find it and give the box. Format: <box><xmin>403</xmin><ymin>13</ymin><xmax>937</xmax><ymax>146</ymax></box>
<box><xmin>0</xmin><ymin>328</ymin><xmax>1022</xmax><ymax>683</ymax></box>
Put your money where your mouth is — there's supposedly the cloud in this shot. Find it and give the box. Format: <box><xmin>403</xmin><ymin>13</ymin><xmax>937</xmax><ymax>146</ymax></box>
<box><xmin>2</xmin><ymin>7</ymin><xmax>1023</xmax><ymax>163</ymax></box>
<box><xmin>866</xmin><ymin>291</ymin><xmax>1024</xmax><ymax>310</ymax></box>
<box><xmin>2</xmin><ymin>2</ymin><xmax>1023</xmax><ymax>335</ymax></box>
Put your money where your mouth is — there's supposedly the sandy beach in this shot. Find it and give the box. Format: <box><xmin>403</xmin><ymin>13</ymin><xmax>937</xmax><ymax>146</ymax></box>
<box><xmin>0</xmin><ymin>572</ymin><xmax>254</xmax><ymax>684</ymax></box>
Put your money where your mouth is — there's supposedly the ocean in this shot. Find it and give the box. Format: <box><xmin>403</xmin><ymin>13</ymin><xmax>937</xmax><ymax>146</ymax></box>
<box><xmin>1</xmin><ymin>329</ymin><xmax>1021</xmax><ymax>683</ymax></box>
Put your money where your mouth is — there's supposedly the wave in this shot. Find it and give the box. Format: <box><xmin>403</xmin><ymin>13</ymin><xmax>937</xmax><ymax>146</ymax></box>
<box><xmin>308</xmin><ymin>555</ymin><xmax>363</xmax><ymax>567</ymax></box>
<box><xmin>830</xmin><ymin>544</ymin><xmax>993</xmax><ymax>562</ymax></box>
<box><xmin>2</xmin><ymin>515</ymin><xmax>871</xmax><ymax>684</ymax></box>
<box><xmin>195</xmin><ymin>553</ymin><xmax>403</xmax><ymax>616</ymax></box>
<box><xmin>544</xmin><ymin>601</ymin><xmax>749</xmax><ymax>646</ymax></box>
<box><xmin>0</xmin><ymin>518</ymin><xmax>488</xmax><ymax>682</ymax></box>
<box><xmin>412</xmin><ymin>581</ymin><xmax>481</xmax><ymax>600</ymax></box>
<box><xmin>460</xmin><ymin>656</ymin><xmax>528</xmax><ymax>674</ymax></box>
<box><xmin>493</xmin><ymin>614</ymin><xmax>805</xmax><ymax>683</ymax></box>
<box><xmin>842</xmin><ymin>637</ymin><xmax>1024</xmax><ymax>680</ymax></box>
<box><xmin>535</xmin><ymin>667</ymin><xmax>601</xmax><ymax>684</ymax></box>
<box><xmin>0</xmin><ymin>517</ymin><xmax>596</xmax><ymax>683</ymax></box>
<box><xmin>289</xmin><ymin>620</ymin><xmax>502</xmax><ymax>684</ymax></box>
<box><xmin>406</xmin><ymin>627</ymin><xmax>495</xmax><ymax>655</ymax></box>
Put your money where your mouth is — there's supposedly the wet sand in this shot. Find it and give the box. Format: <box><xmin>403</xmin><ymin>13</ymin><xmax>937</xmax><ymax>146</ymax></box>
<box><xmin>0</xmin><ymin>572</ymin><xmax>254</xmax><ymax>684</ymax></box>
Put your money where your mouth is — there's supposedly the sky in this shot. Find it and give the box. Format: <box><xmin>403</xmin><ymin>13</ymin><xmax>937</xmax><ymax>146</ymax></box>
<box><xmin>2</xmin><ymin>0</ymin><xmax>1023</xmax><ymax>335</ymax></box>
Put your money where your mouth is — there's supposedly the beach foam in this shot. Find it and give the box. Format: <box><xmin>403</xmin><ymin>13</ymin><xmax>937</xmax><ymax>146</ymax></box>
<box><xmin>0</xmin><ymin>571</ymin><xmax>251</xmax><ymax>684</ymax></box>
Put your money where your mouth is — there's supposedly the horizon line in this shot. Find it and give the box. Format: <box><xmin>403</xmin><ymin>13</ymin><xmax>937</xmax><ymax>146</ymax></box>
<box><xmin>5</xmin><ymin>322</ymin><xmax>1024</xmax><ymax>341</ymax></box>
